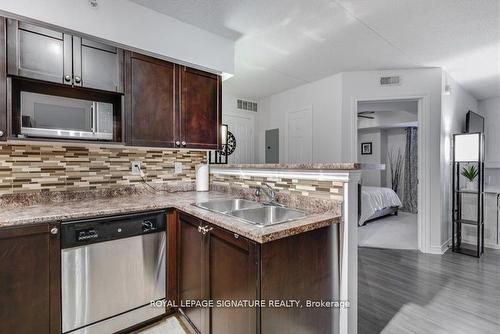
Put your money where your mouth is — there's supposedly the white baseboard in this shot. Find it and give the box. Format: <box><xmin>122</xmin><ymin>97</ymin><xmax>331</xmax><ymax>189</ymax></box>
<box><xmin>461</xmin><ymin>237</ymin><xmax>500</xmax><ymax>250</ymax></box>
<box><xmin>426</xmin><ymin>238</ymin><xmax>451</xmax><ymax>254</ymax></box>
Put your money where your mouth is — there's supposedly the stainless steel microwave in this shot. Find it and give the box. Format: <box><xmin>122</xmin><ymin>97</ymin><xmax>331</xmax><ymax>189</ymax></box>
<box><xmin>20</xmin><ymin>92</ymin><xmax>114</xmax><ymax>140</ymax></box>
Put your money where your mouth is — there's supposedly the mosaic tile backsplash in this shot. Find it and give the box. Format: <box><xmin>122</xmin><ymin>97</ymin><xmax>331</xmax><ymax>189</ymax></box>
<box><xmin>210</xmin><ymin>173</ymin><xmax>344</xmax><ymax>201</ymax></box>
<box><xmin>0</xmin><ymin>142</ymin><xmax>206</xmax><ymax>195</ymax></box>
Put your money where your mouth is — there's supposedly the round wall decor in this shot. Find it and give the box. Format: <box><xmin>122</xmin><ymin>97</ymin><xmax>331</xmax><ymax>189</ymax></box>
<box><xmin>221</xmin><ymin>131</ymin><xmax>236</xmax><ymax>156</ymax></box>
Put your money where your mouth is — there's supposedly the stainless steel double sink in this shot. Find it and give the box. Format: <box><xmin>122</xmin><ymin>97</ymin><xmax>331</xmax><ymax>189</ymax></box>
<box><xmin>193</xmin><ymin>199</ymin><xmax>308</xmax><ymax>227</ymax></box>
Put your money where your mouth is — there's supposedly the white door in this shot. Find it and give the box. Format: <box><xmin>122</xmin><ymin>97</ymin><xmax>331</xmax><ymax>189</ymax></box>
<box><xmin>223</xmin><ymin>113</ymin><xmax>255</xmax><ymax>164</ymax></box>
<box><xmin>287</xmin><ymin>108</ymin><xmax>312</xmax><ymax>163</ymax></box>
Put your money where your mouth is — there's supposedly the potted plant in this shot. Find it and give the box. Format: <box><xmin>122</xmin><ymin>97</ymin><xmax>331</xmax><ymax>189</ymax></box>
<box><xmin>461</xmin><ymin>165</ymin><xmax>479</xmax><ymax>190</ymax></box>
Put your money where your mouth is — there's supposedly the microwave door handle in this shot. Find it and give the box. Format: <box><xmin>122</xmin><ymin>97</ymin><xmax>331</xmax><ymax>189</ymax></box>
<box><xmin>92</xmin><ymin>102</ymin><xmax>97</xmax><ymax>134</ymax></box>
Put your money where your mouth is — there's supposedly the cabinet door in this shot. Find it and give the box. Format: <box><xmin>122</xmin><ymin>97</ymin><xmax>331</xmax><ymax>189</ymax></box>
<box><xmin>74</xmin><ymin>37</ymin><xmax>124</xmax><ymax>93</ymax></box>
<box><xmin>208</xmin><ymin>227</ymin><xmax>258</xmax><ymax>334</ymax></box>
<box><xmin>0</xmin><ymin>223</ymin><xmax>61</xmax><ymax>334</ymax></box>
<box><xmin>179</xmin><ymin>66</ymin><xmax>221</xmax><ymax>149</ymax></box>
<box><xmin>178</xmin><ymin>213</ymin><xmax>209</xmax><ymax>334</ymax></box>
<box><xmin>7</xmin><ymin>19</ymin><xmax>72</xmax><ymax>85</ymax></box>
<box><xmin>125</xmin><ymin>52</ymin><xmax>176</xmax><ymax>147</ymax></box>
<box><xmin>0</xmin><ymin>17</ymin><xmax>7</xmax><ymax>140</ymax></box>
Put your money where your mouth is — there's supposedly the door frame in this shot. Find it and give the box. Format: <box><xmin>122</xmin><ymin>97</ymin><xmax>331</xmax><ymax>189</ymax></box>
<box><xmin>222</xmin><ymin>110</ymin><xmax>256</xmax><ymax>164</ymax></box>
<box><xmin>285</xmin><ymin>105</ymin><xmax>313</xmax><ymax>163</ymax></box>
<box><xmin>351</xmin><ymin>95</ymin><xmax>431</xmax><ymax>253</ymax></box>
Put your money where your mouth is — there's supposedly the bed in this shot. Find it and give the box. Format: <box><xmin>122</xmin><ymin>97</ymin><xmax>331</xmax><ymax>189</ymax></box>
<box><xmin>359</xmin><ymin>186</ymin><xmax>402</xmax><ymax>226</ymax></box>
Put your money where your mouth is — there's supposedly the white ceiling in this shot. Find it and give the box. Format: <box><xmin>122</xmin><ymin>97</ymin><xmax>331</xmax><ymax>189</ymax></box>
<box><xmin>130</xmin><ymin>0</ymin><xmax>500</xmax><ymax>100</ymax></box>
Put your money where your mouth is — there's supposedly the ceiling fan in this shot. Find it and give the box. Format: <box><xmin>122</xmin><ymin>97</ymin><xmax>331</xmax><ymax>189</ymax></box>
<box><xmin>357</xmin><ymin>111</ymin><xmax>375</xmax><ymax>119</ymax></box>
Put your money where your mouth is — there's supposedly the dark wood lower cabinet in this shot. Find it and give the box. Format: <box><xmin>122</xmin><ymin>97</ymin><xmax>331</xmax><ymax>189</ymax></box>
<box><xmin>0</xmin><ymin>17</ymin><xmax>7</xmax><ymax>140</ymax></box>
<box><xmin>0</xmin><ymin>223</ymin><xmax>61</xmax><ymax>334</ymax></box>
<box><xmin>178</xmin><ymin>213</ymin><xmax>209</xmax><ymax>333</ymax></box>
<box><xmin>177</xmin><ymin>212</ymin><xmax>337</xmax><ymax>334</ymax></box>
<box><xmin>208</xmin><ymin>225</ymin><xmax>258</xmax><ymax>334</ymax></box>
<box><xmin>260</xmin><ymin>226</ymin><xmax>337</xmax><ymax>333</ymax></box>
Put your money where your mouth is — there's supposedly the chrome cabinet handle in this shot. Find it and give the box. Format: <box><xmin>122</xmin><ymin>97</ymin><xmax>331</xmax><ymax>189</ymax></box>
<box><xmin>64</xmin><ymin>75</ymin><xmax>71</xmax><ymax>82</ymax></box>
<box><xmin>181</xmin><ymin>141</ymin><xmax>186</xmax><ymax>147</ymax></box>
<box><xmin>234</xmin><ymin>233</ymin><xmax>239</xmax><ymax>239</ymax></box>
<box><xmin>175</xmin><ymin>141</ymin><xmax>181</xmax><ymax>147</ymax></box>
<box><xmin>198</xmin><ymin>226</ymin><xmax>213</xmax><ymax>235</ymax></box>
<box><xmin>74</xmin><ymin>76</ymin><xmax>81</xmax><ymax>84</ymax></box>
<box><xmin>50</xmin><ymin>227</ymin><xmax>58</xmax><ymax>235</ymax></box>
<box><xmin>0</xmin><ymin>130</ymin><xmax>4</xmax><ymax>137</ymax></box>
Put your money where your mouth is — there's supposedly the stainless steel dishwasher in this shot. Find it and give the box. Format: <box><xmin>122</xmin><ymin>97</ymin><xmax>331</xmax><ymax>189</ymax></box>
<box><xmin>61</xmin><ymin>211</ymin><xmax>166</xmax><ymax>334</ymax></box>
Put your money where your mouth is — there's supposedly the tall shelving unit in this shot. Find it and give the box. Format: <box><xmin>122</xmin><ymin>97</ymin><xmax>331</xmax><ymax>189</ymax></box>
<box><xmin>452</xmin><ymin>132</ymin><xmax>484</xmax><ymax>257</ymax></box>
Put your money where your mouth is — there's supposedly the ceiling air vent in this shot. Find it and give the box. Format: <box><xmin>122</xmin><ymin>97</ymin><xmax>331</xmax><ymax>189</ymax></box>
<box><xmin>380</xmin><ymin>76</ymin><xmax>400</xmax><ymax>86</ymax></box>
<box><xmin>237</xmin><ymin>99</ymin><xmax>258</xmax><ymax>112</ymax></box>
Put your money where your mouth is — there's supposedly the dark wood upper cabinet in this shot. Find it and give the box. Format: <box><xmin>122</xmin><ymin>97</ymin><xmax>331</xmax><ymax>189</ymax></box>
<box><xmin>74</xmin><ymin>37</ymin><xmax>124</xmax><ymax>92</ymax></box>
<box><xmin>179</xmin><ymin>66</ymin><xmax>221</xmax><ymax>149</ymax></box>
<box><xmin>0</xmin><ymin>223</ymin><xmax>61</xmax><ymax>334</ymax></box>
<box><xmin>7</xmin><ymin>19</ymin><xmax>123</xmax><ymax>93</ymax></box>
<box><xmin>7</xmin><ymin>20</ymin><xmax>70</xmax><ymax>85</ymax></box>
<box><xmin>125</xmin><ymin>52</ymin><xmax>176</xmax><ymax>147</ymax></box>
<box><xmin>0</xmin><ymin>17</ymin><xmax>6</xmax><ymax>140</ymax></box>
<box><xmin>125</xmin><ymin>52</ymin><xmax>221</xmax><ymax>149</ymax></box>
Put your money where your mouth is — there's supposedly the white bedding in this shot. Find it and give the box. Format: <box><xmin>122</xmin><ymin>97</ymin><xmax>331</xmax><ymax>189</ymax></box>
<box><xmin>359</xmin><ymin>186</ymin><xmax>402</xmax><ymax>226</ymax></box>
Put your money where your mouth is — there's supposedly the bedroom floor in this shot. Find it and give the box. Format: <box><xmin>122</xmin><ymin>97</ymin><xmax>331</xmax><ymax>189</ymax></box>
<box><xmin>358</xmin><ymin>212</ymin><xmax>417</xmax><ymax>249</ymax></box>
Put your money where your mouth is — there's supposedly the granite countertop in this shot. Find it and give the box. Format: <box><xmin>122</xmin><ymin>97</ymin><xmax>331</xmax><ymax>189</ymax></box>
<box><xmin>0</xmin><ymin>191</ymin><xmax>340</xmax><ymax>243</ymax></box>
<box><xmin>214</xmin><ymin>163</ymin><xmax>385</xmax><ymax>170</ymax></box>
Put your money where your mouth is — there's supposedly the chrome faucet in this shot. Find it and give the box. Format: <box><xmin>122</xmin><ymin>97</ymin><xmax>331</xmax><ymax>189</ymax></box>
<box><xmin>255</xmin><ymin>183</ymin><xmax>283</xmax><ymax>207</ymax></box>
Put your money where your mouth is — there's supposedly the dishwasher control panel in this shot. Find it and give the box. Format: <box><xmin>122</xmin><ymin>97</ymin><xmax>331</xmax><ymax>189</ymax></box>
<box><xmin>142</xmin><ymin>219</ymin><xmax>157</xmax><ymax>232</ymax></box>
<box><xmin>76</xmin><ymin>228</ymin><xmax>99</xmax><ymax>241</ymax></box>
<box><xmin>61</xmin><ymin>210</ymin><xmax>166</xmax><ymax>249</ymax></box>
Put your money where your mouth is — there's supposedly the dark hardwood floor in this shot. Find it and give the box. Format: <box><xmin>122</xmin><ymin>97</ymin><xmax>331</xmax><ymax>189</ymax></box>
<box><xmin>359</xmin><ymin>247</ymin><xmax>500</xmax><ymax>334</ymax></box>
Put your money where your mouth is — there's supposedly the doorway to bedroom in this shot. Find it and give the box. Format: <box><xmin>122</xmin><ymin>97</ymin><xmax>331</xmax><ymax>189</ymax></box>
<box><xmin>357</xmin><ymin>99</ymin><xmax>419</xmax><ymax>250</ymax></box>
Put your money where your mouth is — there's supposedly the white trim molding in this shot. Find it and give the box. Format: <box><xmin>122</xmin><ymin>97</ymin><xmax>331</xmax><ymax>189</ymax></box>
<box><xmin>350</xmin><ymin>95</ymin><xmax>432</xmax><ymax>254</ymax></box>
<box><xmin>428</xmin><ymin>238</ymin><xmax>451</xmax><ymax>255</ymax></box>
<box><xmin>210</xmin><ymin>166</ymin><xmax>361</xmax><ymax>183</ymax></box>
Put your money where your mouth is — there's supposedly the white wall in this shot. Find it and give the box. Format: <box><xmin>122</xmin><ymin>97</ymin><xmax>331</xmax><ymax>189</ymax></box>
<box><xmin>341</xmin><ymin>68</ymin><xmax>443</xmax><ymax>252</ymax></box>
<box><xmin>441</xmin><ymin>72</ymin><xmax>478</xmax><ymax>246</ymax></box>
<box><xmin>0</xmin><ymin>0</ymin><xmax>234</xmax><ymax>74</ymax></box>
<box><xmin>481</xmin><ymin>97</ymin><xmax>500</xmax><ymax>168</ymax></box>
<box><xmin>478</xmin><ymin>97</ymin><xmax>500</xmax><ymax>249</ymax></box>
<box><xmin>256</xmin><ymin>74</ymin><xmax>343</xmax><ymax>163</ymax></box>
<box><xmin>357</xmin><ymin>129</ymin><xmax>383</xmax><ymax>186</ymax></box>
<box><xmin>341</xmin><ymin>69</ymin><xmax>442</xmax><ymax>161</ymax></box>
<box><xmin>222</xmin><ymin>93</ymin><xmax>257</xmax><ymax>164</ymax></box>
<box><xmin>255</xmin><ymin>67</ymin><xmax>478</xmax><ymax>253</ymax></box>
<box><xmin>358</xmin><ymin>127</ymin><xmax>408</xmax><ymax>197</ymax></box>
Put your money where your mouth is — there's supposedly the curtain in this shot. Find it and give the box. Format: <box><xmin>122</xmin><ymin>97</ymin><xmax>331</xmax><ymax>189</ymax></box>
<box><xmin>403</xmin><ymin>127</ymin><xmax>418</xmax><ymax>213</ymax></box>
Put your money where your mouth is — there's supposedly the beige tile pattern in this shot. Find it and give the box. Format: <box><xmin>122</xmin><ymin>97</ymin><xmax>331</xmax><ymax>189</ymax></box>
<box><xmin>211</xmin><ymin>173</ymin><xmax>344</xmax><ymax>200</ymax></box>
<box><xmin>0</xmin><ymin>143</ymin><xmax>206</xmax><ymax>195</ymax></box>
